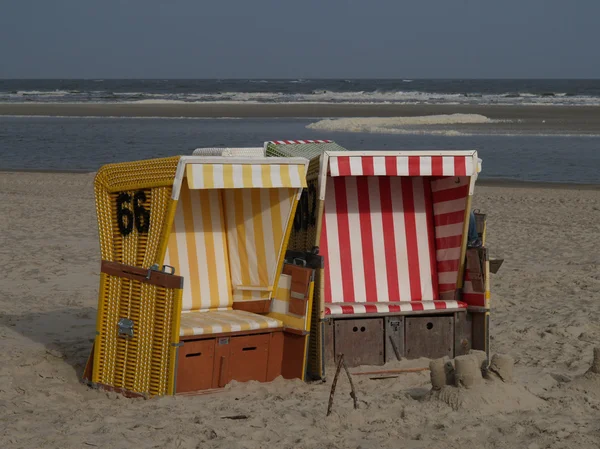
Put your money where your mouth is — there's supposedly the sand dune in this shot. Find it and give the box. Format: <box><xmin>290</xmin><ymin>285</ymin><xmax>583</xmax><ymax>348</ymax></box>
<box><xmin>1</xmin><ymin>171</ymin><xmax>599</xmax><ymax>448</ymax></box>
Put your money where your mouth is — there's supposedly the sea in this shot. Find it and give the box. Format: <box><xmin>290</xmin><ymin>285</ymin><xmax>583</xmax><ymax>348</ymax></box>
<box><xmin>1</xmin><ymin>79</ymin><xmax>599</xmax><ymax>183</ymax></box>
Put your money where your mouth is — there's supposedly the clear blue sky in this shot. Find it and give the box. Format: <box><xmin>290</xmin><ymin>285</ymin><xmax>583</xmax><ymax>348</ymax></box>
<box><xmin>1</xmin><ymin>0</ymin><xmax>598</xmax><ymax>78</ymax></box>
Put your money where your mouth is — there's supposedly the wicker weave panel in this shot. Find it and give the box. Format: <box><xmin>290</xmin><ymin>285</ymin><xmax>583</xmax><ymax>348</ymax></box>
<box><xmin>92</xmin><ymin>272</ymin><xmax>182</xmax><ymax>396</ymax></box>
<box><xmin>94</xmin><ymin>157</ymin><xmax>180</xmax><ymax>268</ymax></box>
<box><xmin>94</xmin><ymin>156</ymin><xmax>180</xmax><ymax>193</ymax></box>
<box><xmin>92</xmin><ymin>157</ymin><xmax>183</xmax><ymax>396</ymax></box>
<box><xmin>265</xmin><ymin>141</ymin><xmax>346</xmax><ymax>160</ymax></box>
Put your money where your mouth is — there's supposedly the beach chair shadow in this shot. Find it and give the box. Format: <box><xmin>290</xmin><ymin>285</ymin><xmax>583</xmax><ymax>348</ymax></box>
<box><xmin>0</xmin><ymin>307</ymin><xmax>97</xmax><ymax>377</ymax></box>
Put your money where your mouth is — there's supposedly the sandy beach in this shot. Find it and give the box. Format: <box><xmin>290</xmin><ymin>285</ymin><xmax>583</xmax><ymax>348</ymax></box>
<box><xmin>1</xmin><ymin>171</ymin><xmax>600</xmax><ymax>449</ymax></box>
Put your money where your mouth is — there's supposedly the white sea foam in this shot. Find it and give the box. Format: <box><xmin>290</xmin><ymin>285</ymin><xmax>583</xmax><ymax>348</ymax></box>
<box><xmin>2</xmin><ymin>89</ymin><xmax>600</xmax><ymax>106</ymax></box>
<box><xmin>306</xmin><ymin>114</ymin><xmax>498</xmax><ymax>135</ymax></box>
<box><xmin>126</xmin><ymin>99</ymin><xmax>188</xmax><ymax>104</ymax></box>
<box><xmin>15</xmin><ymin>90</ymin><xmax>71</xmax><ymax>96</ymax></box>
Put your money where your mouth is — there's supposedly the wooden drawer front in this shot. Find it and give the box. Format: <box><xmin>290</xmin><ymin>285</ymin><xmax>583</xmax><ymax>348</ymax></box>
<box><xmin>176</xmin><ymin>339</ymin><xmax>215</xmax><ymax>393</ymax></box>
<box><xmin>334</xmin><ymin>318</ymin><xmax>384</xmax><ymax>367</ymax></box>
<box><xmin>229</xmin><ymin>334</ymin><xmax>271</xmax><ymax>383</ymax></box>
<box><xmin>405</xmin><ymin>316</ymin><xmax>454</xmax><ymax>359</ymax></box>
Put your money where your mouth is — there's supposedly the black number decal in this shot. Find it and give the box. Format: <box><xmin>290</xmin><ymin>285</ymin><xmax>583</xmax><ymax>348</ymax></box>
<box><xmin>116</xmin><ymin>190</ymin><xmax>151</xmax><ymax>236</ymax></box>
<box><xmin>308</xmin><ymin>183</ymin><xmax>317</xmax><ymax>227</ymax></box>
<box><xmin>294</xmin><ymin>190</ymin><xmax>306</xmax><ymax>232</ymax></box>
<box><xmin>117</xmin><ymin>193</ymin><xmax>134</xmax><ymax>236</ymax></box>
<box><xmin>133</xmin><ymin>191</ymin><xmax>150</xmax><ymax>233</ymax></box>
<box><xmin>293</xmin><ymin>184</ymin><xmax>317</xmax><ymax>232</ymax></box>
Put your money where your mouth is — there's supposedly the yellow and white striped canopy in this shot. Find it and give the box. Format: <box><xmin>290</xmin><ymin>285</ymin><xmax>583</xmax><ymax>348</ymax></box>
<box><xmin>166</xmin><ymin>157</ymin><xmax>308</xmax><ymax>313</ymax></box>
<box><xmin>185</xmin><ymin>163</ymin><xmax>307</xmax><ymax>189</ymax></box>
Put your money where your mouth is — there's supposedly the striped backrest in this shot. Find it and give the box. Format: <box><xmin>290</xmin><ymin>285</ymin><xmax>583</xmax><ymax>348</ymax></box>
<box><xmin>431</xmin><ymin>176</ymin><xmax>470</xmax><ymax>295</ymax></box>
<box><xmin>166</xmin><ymin>157</ymin><xmax>308</xmax><ymax>311</ymax></box>
<box><xmin>320</xmin><ymin>176</ymin><xmax>438</xmax><ymax>304</ymax></box>
<box><xmin>164</xmin><ymin>180</ymin><xmax>232</xmax><ymax>312</ymax></box>
<box><xmin>223</xmin><ymin>188</ymin><xmax>297</xmax><ymax>302</ymax></box>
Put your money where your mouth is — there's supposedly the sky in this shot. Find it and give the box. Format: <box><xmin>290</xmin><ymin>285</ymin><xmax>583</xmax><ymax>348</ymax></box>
<box><xmin>1</xmin><ymin>0</ymin><xmax>599</xmax><ymax>79</ymax></box>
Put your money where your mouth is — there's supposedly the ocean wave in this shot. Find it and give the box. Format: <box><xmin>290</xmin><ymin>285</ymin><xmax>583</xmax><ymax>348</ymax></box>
<box><xmin>2</xmin><ymin>89</ymin><xmax>600</xmax><ymax>106</ymax></box>
<box><xmin>15</xmin><ymin>90</ymin><xmax>72</xmax><ymax>96</ymax></box>
<box><xmin>306</xmin><ymin>114</ymin><xmax>499</xmax><ymax>135</ymax></box>
<box><xmin>126</xmin><ymin>99</ymin><xmax>188</xmax><ymax>104</ymax></box>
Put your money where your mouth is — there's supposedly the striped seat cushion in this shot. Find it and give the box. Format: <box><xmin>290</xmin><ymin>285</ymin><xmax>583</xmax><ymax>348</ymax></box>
<box><xmin>179</xmin><ymin>310</ymin><xmax>283</xmax><ymax>337</ymax></box>
<box><xmin>324</xmin><ymin>300</ymin><xmax>467</xmax><ymax>316</ymax></box>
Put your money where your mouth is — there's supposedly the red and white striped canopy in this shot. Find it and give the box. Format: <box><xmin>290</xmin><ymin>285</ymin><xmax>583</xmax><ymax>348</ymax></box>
<box><xmin>327</xmin><ymin>152</ymin><xmax>478</xmax><ymax>177</ymax></box>
<box><xmin>268</xmin><ymin>139</ymin><xmax>333</xmax><ymax>145</ymax></box>
<box><xmin>318</xmin><ymin>150</ymin><xmax>479</xmax><ymax>317</ymax></box>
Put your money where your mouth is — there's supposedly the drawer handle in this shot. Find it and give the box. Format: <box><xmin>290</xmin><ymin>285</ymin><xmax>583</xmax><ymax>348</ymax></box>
<box><xmin>186</xmin><ymin>352</ymin><xmax>203</xmax><ymax>358</ymax></box>
<box><xmin>242</xmin><ymin>347</ymin><xmax>257</xmax><ymax>352</ymax></box>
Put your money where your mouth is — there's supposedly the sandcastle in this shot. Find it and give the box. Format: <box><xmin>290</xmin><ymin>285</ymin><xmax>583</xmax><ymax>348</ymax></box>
<box><xmin>427</xmin><ymin>350</ymin><xmax>546</xmax><ymax>412</ymax></box>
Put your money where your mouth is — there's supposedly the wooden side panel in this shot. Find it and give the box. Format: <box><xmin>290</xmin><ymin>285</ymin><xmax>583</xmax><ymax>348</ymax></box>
<box><xmin>466</xmin><ymin>248</ymin><xmax>485</xmax><ymax>292</ymax></box>
<box><xmin>472</xmin><ymin>312</ymin><xmax>489</xmax><ymax>356</ymax></box>
<box><xmin>334</xmin><ymin>318</ymin><xmax>384</xmax><ymax>367</ymax></box>
<box><xmin>176</xmin><ymin>339</ymin><xmax>215</xmax><ymax>393</ymax></box>
<box><xmin>281</xmin><ymin>332</ymin><xmax>307</xmax><ymax>380</ymax></box>
<box><xmin>232</xmin><ymin>300</ymin><xmax>272</xmax><ymax>314</ymax></box>
<box><xmin>405</xmin><ymin>316</ymin><xmax>454</xmax><ymax>360</ymax></box>
<box><xmin>454</xmin><ymin>311</ymin><xmax>472</xmax><ymax>356</ymax></box>
<box><xmin>385</xmin><ymin>316</ymin><xmax>405</xmax><ymax>362</ymax></box>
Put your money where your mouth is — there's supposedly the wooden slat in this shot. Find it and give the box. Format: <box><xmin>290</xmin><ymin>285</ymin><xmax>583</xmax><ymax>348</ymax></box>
<box><xmin>100</xmin><ymin>260</ymin><xmax>184</xmax><ymax>289</ymax></box>
<box><xmin>232</xmin><ymin>300</ymin><xmax>272</xmax><ymax>314</ymax></box>
<box><xmin>179</xmin><ymin>327</ymin><xmax>284</xmax><ymax>342</ymax></box>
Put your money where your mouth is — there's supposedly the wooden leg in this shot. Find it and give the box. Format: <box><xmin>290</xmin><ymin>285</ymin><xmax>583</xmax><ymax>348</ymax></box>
<box><xmin>323</xmin><ymin>319</ymin><xmax>335</xmax><ymax>372</ymax></box>
<box><xmin>454</xmin><ymin>312</ymin><xmax>472</xmax><ymax>357</ymax></box>
<box><xmin>471</xmin><ymin>311</ymin><xmax>489</xmax><ymax>358</ymax></box>
<box><xmin>281</xmin><ymin>332</ymin><xmax>307</xmax><ymax>380</ymax></box>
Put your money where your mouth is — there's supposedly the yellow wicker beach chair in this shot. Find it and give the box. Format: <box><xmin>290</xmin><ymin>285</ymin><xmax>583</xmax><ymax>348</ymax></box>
<box><xmin>84</xmin><ymin>155</ymin><xmax>316</xmax><ymax>396</ymax></box>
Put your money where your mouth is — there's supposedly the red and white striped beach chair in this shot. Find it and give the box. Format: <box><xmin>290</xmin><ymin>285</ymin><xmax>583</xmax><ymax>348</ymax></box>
<box><xmin>266</xmin><ymin>141</ymin><xmax>490</xmax><ymax>375</ymax></box>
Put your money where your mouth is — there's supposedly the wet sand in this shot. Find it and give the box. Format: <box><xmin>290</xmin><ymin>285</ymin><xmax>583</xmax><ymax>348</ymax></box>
<box><xmin>3</xmin><ymin>103</ymin><xmax>600</xmax><ymax>135</ymax></box>
<box><xmin>0</xmin><ymin>102</ymin><xmax>597</xmax><ymax>119</ymax></box>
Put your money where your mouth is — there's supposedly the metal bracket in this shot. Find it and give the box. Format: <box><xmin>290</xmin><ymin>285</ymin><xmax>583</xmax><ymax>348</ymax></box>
<box><xmin>162</xmin><ymin>264</ymin><xmax>175</xmax><ymax>275</ymax></box>
<box><xmin>146</xmin><ymin>264</ymin><xmax>159</xmax><ymax>279</ymax></box>
<box><xmin>146</xmin><ymin>264</ymin><xmax>176</xmax><ymax>280</ymax></box>
<box><xmin>117</xmin><ymin>318</ymin><xmax>134</xmax><ymax>339</ymax></box>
